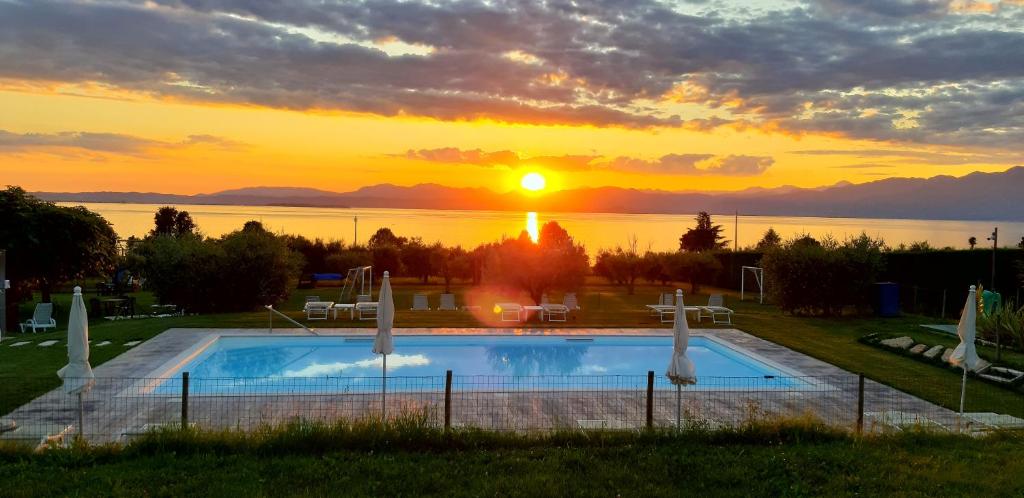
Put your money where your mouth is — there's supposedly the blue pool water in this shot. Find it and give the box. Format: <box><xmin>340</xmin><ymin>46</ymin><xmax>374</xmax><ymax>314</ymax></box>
<box><xmin>153</xmin><ymin>335</ymin><xmax>808</xmax><ymax>394</ymax></box>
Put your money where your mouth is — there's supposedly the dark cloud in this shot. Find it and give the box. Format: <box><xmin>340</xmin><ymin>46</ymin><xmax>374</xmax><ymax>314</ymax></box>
<box><xmin>0</xmin><ymin>129</ymin><xmax>242</xmax><ymax>156</ymax></box>
<box><xmin>403</xmin><ymin>148</ymin><xmax>772</xmax><ymax>176</ymax></box>
<box><xmin>0</xmin><ymin>0</ymin><xmax>1022</xmax><ymax>148</ymax></box>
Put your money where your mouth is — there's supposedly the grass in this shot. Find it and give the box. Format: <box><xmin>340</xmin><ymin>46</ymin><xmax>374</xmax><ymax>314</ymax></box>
<box><xmin>2</xmin><ymin>419</ymin><xmax>1024</xmax><ymax>497</ymax></box>
<box><xmin>2</xmin><ymin>278</ymin><xmax>1023</xmax><ymax>418</ymax></box>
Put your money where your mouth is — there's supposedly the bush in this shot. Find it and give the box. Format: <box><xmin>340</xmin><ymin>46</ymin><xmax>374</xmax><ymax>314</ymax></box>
<box><xmin>593</xmin><ymin>241</ymin><xmax>643</xmax><ymax>294</ymax></box>
<box><xmin>484</xmin><ymin>222</ymin><xmax>589</xmax><ymax>303</ymax></box>
<box><xmin>218</xmin><ymin>225</ymin><xmax>302</xmax><ymax>311</ymax></box>
<box><xmin>666</xmin><ymin>251</ymin><xmax>723</xmax><ymax>294</ymax></box>
<box><xmin>762</xmin><ymin>233</ymin><xmax>885</xmax><ymax>315</ymax></box>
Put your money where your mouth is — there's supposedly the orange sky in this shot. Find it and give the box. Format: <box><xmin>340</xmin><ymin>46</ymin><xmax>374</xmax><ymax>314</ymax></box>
<box><xmin>1</xmin><ymin>0</ymin><xmax>1022</xmax><ymax>195</ymax></box>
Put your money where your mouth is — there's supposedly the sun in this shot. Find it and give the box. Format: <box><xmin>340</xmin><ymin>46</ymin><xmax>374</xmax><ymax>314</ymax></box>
<box><xmin>520</xmin><ymin>172</ymin><xmax>546</xmax><ymax>192</ymax></box>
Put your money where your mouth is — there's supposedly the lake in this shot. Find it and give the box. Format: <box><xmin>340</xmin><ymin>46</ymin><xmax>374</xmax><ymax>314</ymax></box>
<box><xmin>63</xmin><ymin>202</ymin><xmax>1024</xmax><ymax>251</ymax></box>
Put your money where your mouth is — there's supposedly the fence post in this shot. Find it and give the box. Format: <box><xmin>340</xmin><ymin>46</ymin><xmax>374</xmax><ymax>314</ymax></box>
<box><xmin>646</xmin><ymin>371</ymin><xmax>654</xmax><ymax>429</ymax></box>
<box><xmin>444</xmin><ymin>370</ymin><xmax>452</xmax><ymax>431</ymax></box>
<box><xmin>941</xmin><ymin>289</ymin><xmax>947</xmax><ymax>319</ymax></box>
<box><xmin>181</xmin><ymin>371</ymin><xmax>190</xmax><ymax>429</ymax></box>
<box><xmin>856</xmin><ymin>374</ymin><xmax>864</xmax><ymax>435</ymax></box>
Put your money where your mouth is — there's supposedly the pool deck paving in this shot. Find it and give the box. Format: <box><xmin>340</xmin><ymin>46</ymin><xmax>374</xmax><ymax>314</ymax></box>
<box><xmin>3</xmin><ymin>327</ymin><xmax>968</xmax><ymax>443</ymax></box>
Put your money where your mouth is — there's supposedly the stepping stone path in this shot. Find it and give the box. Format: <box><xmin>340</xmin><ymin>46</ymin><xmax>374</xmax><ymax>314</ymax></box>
<box><xmin>923</xmin><ymin>345</ymin><xmax>944</xmax><ymax>359</ymax></box>
<box><xmin>124</xmin><ymin>341</ymin><xmax>141</xmax><ymax>347</ymax></box>
<box><xmin>37</xmin><ymin>340</ymin><xmax>59</xmax><ymax>347</ymax></box>
<box><xmin>9</xmin><ymin>341</ymin><xmax>31</xmax><ymax>347</ymax></box>
<box><xmin>880</xmin><ymin>336</ymin><xmax>914</xmax><ymax>349</ymax></box>
<box><xmin>908</xmin><ymin>343</ymin><xmax>928</xmax><ymax>355</ymax></box>
<box><xmin>95</xmin><ymin>341</ymin><xmax>112</xmax><ymax>347</ymax></box>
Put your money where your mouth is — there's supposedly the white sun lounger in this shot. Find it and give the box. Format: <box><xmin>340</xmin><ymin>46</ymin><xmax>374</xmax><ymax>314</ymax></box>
<box><xmin>355</xmin><ymin>301</ymin><xmax>378</xmax><ymax>320</ymax></box>
<box><xmin>564</xmin><ymin>293</ymin><xmax>580</xmax><ymax>311</ymax></box>
<box><xmin>646</xmin><ymin>304</ymin><xmax>701</xmax><ymax>323</ymax></box>
<box><xmin>305</xmin><ymin>301</ymin><xmax>332</xmax><ymax>320</ymax></box>
<box><xmin>439</xmin><ymin>294</ymin><xmax>457</xmax><ymax>310</ymax></box>
<box><xmin>495</xmin><ymin>303</ymin><xmax>523</xmax><ymax>322</ymax></box>
<box><xmin>20</xmin><ymin>303</ymin><xmax>57</xmax><ymax>333</ymax></box>
<box><xmin>542</xmin><ymin>303</ymin><xmax>569</xmax><ymax>322</ymax></box>
<box><xmin>699</xmin><ymin>294</ymin><xmax>734</xmax><ymax>324</ymax></box>
<box><xmin>411</xmin><ymin>293</ymin><xmax>431</xmax><ymax>311</ymax></box>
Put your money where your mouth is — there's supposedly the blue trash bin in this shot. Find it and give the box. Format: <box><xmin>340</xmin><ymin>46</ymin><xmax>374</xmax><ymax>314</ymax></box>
<box><xmin>874</xmin><ymin>282</ymin><xmax>900</xmax><ymax>317</ymax></box>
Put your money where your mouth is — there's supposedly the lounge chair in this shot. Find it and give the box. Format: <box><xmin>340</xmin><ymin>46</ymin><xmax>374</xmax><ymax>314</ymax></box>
<box><xmin>541</xmin><ymin>303</ymin><xmax>569</xmax><ymax>322</ymax></box>
<box><xmin>303</xmin><ymin>296</ymin><xmax>321</xmax><ymax>312</ymax></box>
<box><xmin>541</xmin><ymin>294</ymin><xmax>550</xmax><ymax>305</ymax></box>
<box><xmin>699</xmin><ymin>294</ymin><xmax>734</xmax><ymax>324</ymax></box>
<box><xmin>411</xmin><ymin>293</ymin><xmax>431</xmax><ymax>311</ymax></box>
<box><xmin>356</xmin><ymin>294</ymin><xmax>372</xmax><ymax>303</ymax></box>
<box><xmin>439</xmin><ymin>294</ymin><xmax>457</xmax><ymax>311</ymax></box>
<box><xmin>305</xmin><ymin>301</ymin><xmax>331</xmax><ymax>320</ymax></box>
<box><xmin>20</xmin><ymin>303</ymin><xmax>57</xmax><ymax>333</ymax></box>
<box><xmin>659</xmin><ymin>293</ymin><xmax>674</xmax><ymax>306</ymax></box>
<box><xmin>495</xmin><ymin>303</ymin><xmax>523</xmax><ymax>322</ymax></box>
<box><xmin>355</xmin><ymin>301</ymin><xmax>378</xmax><ymax>320</ymax></box>
<box><xmin>564</xmin><ymin>293</ymin><xmax>580</xmax><ymax>311</ymax></box>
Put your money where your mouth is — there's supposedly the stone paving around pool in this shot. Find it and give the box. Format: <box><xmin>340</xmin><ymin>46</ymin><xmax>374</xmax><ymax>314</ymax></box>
<box><xmin>2</xmin><ymin>327</ymin><xmax>967</xmax><ymax>444</ymax></box>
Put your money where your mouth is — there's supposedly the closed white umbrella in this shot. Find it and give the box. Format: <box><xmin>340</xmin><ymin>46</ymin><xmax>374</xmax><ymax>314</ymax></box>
<box><xmin>57</xmin><ymin>286</ymin><xmax>94</xmax><ymax>438</ymax></box>
<box><xmin>950</xmin><ymin>285</ymin><xmax>980</xmax><ymax>426</ymax></box>
<box><xmin>666</xmin><ymin>289</ymin><xmax>696</xmax><ymax>428</ymax></box>
<box><xmin>373</xmin><ymin>271</ymin><xmax>395</xmax><ymax>418</ymax></box>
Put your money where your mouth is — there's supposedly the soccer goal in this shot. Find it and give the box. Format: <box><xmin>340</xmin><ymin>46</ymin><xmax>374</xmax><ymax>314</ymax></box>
<box><xmin>741</xmin><ymin>266</ymin><xmax>764</xmax><ymax>304</ymax></box>
<box><xmin>340</xmin><ymin>266</ymin><xmax>373</xmax><ymax>303</ymax></box>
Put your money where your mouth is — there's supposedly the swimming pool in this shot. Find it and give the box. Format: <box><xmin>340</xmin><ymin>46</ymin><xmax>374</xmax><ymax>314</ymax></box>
<box><xmin>150</xmin><ymin>335</ymin><xmax>811</xmax><ymax>394</ymax></box>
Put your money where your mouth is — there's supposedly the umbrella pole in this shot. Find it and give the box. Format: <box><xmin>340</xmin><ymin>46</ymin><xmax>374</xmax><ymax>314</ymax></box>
<box><xmin>676</xmin><ymin>385</ymin><xmax>681</xmax><ymax>430</ymax></box>
<box><xmin>77</xmin><ymin>392</ymin><xmax>84</xmax><ymax>442</ymax></box>
<box><xmin>382</xmin><ymin>354</ymin><xmax>387</xmax><ymax>420</ymax></box>
<box><xmin>958</xmin><ymin>366</ymin><xmax>968</xmax><ymax>431</ymax></box>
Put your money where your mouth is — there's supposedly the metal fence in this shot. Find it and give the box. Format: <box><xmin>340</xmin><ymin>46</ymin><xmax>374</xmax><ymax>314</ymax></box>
<box><xmin>2</xmin><ymin>371</ymin><xmax>1020</xmax><ymax>445</ymax></box>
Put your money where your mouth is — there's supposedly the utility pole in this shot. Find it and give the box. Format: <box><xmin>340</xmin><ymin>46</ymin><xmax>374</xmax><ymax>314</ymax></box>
<box><xmin>988</xmin><ymin>227</ymin><xmax>998</xmax><ymax>290</ymax></box>
<box><xmin>734</xmin><ymin>211</ymin><xmax>738</xmax><ymax>252</ymax></box>
<box><xmin>354</xmin><ymin>216</ymin><xmax>358</xmax><ymax>246</ymax></box>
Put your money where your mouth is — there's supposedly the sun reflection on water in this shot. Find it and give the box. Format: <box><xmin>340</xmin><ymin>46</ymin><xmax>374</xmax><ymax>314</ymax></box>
<box><xmin>526</xmin><ymin>211</ymin><xmax>539</xmax><ymax>242</ymax></box>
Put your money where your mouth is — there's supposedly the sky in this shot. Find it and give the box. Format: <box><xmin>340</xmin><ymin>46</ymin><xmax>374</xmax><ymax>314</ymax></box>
<box><xmin>1</xmin><ymin>0</ymin><xmax>1023</xmax><ymax>195</ymax></box>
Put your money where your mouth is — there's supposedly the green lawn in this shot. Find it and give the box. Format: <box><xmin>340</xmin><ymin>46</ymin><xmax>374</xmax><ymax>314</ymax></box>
<box><xmin>2</xmin><ymin>423</ymin><xmax>1023</xmax><ymax>497</ymax></box>
<box><xmin>3</xmin><ymin>278</ymin><xmax>1023</xmax><ymax>417</ymax></box>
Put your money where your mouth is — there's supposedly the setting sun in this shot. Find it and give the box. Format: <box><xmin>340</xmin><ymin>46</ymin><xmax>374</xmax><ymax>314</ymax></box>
<box><xmin>520</xmin><ymin>172</ymin><xmax>546</xmax><ymax>192</ymax></box>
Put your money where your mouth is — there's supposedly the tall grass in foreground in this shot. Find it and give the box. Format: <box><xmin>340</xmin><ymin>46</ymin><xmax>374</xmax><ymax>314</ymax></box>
<box><xmin>3</xmin><ymin>412</ymin><xmax>1018</xmax><ymax>460</ymax></box>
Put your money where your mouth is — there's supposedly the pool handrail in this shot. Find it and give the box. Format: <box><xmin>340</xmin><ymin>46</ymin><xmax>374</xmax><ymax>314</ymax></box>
<box><xmin>265</xmin><ymin>305</ymin><xmax>319</xmax><ymax>335</ymax></box>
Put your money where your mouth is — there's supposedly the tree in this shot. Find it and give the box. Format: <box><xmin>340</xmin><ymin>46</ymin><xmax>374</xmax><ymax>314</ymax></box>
<box><xmin>969</xmin><ymin>236</ymin><xmax>978</xmax><ymax>249</ymax></box>
<box><xmin>1018</xmin><ymin>237</ymin><xmax>1024</xmax><ymax>249</ymax></box>
<box><xmin>679</xmin><ymin>212</ymin><xmax>727</xmax><ymax>252</ymax></box>
<box><xmin>400</xmin><ymin>238</ymin><xmax>434</xmax><ymax>283</ymax></box>
<box><xmin>430</xmin><ymin>244</ymin><xmax>471</xmax><ymax>293</ymax></box>
<box><xmin>755</xmin><ymin>228</ymin><xmax>782</xmax><ymax>251</ymax></box>
<box><xmin>219</xmin><ymin>227</ymin><xmax>302</xmax><ymax>310</ymax></box>
<box><xmin>368</xmin><ymin>228</ymin><xmax>407</xmax><ymax>248</ymax></box>
<box><xmin>666</xmin><ymin>251</ymin><xmax>722</xmax><ymax>294</ymax></box>
<box><xmin>0</xmin><ymin>187</ymin><xmax>118</xmax><ymax>322</ymax></box>
<box><xmin>484</xmin><ymin>222</ymin><xmax>589</xmax><ymax>304</ymax></box>
<box><xmin>151</xmin><ymin>206</ymin><xmax>196</xmax><ymax>237</ymax></box>
<box><xmin>593</xmin><ymin>237</ymin><xmax>643</xmax><ymax>294</ymax></box>
<box><xmin>641</xmin><ymin>251</ymin><xmax>672</xmax><ymax>285</ymax></box>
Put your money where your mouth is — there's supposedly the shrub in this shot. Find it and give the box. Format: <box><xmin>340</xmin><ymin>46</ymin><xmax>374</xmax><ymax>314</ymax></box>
<box><xmin>218</xmin><ymin>224</ymin><xmax>302</xmax><ymax>311</ymax></box>
<box><xmin>484</xmin><ymin>222</ymin><xmax>588</xmax><ymax>303</ymax></box>
<box><xmin>666</xmin><ymin>251</ymin><xmax>723</xmax><ymax>294</ymax></box>
<box><xmin>593</xmin><ymin>239</ymin><xmax>643</xmax><ymax>294</ymax></box>
<box><xmin>130</xmin><ymin>234</ymin><xmax>225</xmax><ymax>312</ymax></box>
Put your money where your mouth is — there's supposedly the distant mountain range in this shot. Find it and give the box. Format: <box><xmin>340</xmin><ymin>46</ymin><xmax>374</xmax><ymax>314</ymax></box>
<box><xmin>34</xmin><ymin>166</ymin><xmax>1024</xmax><ymax>221</ymax></box>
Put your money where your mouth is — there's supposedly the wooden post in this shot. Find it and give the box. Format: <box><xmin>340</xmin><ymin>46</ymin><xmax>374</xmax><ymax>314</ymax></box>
<box><xmin>646</xmin><ymin>371</ymin><xmax>654</xmax><ymax>429</ymax></box>
<box><xmin>181</xmin><ymin>371</ymin><xmax>190</xmax><ymax>429</ymax></box>
<box><xmin>444</xmin><ymin>370</ymin><xmax>452</xmax><ymax>431</ymax></box>
<box><xmin>856</xmin><ymin>374</ymin><xmax>865</xmax><ymax>435</ymax></box>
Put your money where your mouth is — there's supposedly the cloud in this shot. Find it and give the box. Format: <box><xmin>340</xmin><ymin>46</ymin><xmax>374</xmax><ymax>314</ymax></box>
<box><xmin>0</xmin><ymin>129</ymin><xmax>243</xmax><ymax>156</ymax></box>
<box><xmin>0</xmin><ymin>0</ymin><xmax>1022</xmax><ymax>148</ymax></box>
<box><xmin>403</xmin><ymin>148</ymin><xmax>772</xmax><ymax>176</ymax></box>
<box><xmin>794</xmin><ymin>148</ymin><xmax>1023</xmax><ymax>165</ymax></box>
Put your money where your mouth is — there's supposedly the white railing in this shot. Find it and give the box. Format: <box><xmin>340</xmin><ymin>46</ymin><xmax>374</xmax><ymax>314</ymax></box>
<box><xmin>265</xmin><ymin>305</ymin><xmax>318</xmax><ymax>335</ymax></box>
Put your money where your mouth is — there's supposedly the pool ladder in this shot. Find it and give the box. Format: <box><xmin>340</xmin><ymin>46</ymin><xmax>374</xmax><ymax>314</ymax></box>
<box><xmin>265</xmin><ymin>305</ymin><xmax>319</xmax><ymax>335</ymax></box>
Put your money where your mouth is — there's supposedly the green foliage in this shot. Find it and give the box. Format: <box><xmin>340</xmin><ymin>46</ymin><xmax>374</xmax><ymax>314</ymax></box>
<box><xmin>0</xmin><ymin>187</ymin><xmax>118</xmax><ymax>311</ymax></box>
<box><xmin>679</xmin><ymin>211</ymin><xmax>727</xmax><ymax>252</ymax></box>
<box><xmin>754</xmin><ymin>228</ymin><xmax>781</xmax><ymax>251</ymax></box>
<box><xmin>484</xmin><ymin>222</ymin><xmax>589</xmax><ymax>303</ymax></box>
<box><xmin>130</xmin><ymin>218</ymin><xmax>300</xmax><ymax>312</ymax></box>
<box><xmin>666</xmin><ymin>251</ymin><xmax>723</xmax><ymax>294</ymax></box>
<box><xmin>150</xmin><ymin>206</ymin><xmax>196</xmax><ymax>237</ymax></box>
<box><xmin>762</xmin><ymin>233</ymin><xmax>885</xmax><ymax>315</ymax></box>
<box><xmin>978</xmin><ymin>300</ymin><xmax>1024</xmax><ymax>350</ymax></box>
<box><xmin>430</xmin><ymin>244</ymin><xmax>471</xmax><ymax>293</ymax></box>
<box><xmin>593</xmin><ymin>238</ymin><xmax>643</xmax><ymax>294</ymax></box>
<box><xmin>400</xmin><ymin>238</ymin><xmax>434</xmax><ymax>283</ymax></box>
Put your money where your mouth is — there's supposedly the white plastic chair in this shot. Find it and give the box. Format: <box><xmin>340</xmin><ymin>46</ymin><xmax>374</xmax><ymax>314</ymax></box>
<box><xmin>563</xmin><ymin>293</ymin><xmax>580</xmax><ymax>311</ymax></box>
<box><xmin>699</xmin><ymin>294</ymin><xmax>734</xmax><ymax>324</ymax></box>
<box><xmin>439</xmin><ymin>294</ymin><xmax>457</xmax><ymax>311</ymax></box>
<box><xmin>20</xmin><ymin>303</ymin><xmax>57</xmax><ymax>333</ymax></box>
<box><xmin>411</xmin><ymin>294</ymin><xmax>431</xmax><ymax>311</ymax></box>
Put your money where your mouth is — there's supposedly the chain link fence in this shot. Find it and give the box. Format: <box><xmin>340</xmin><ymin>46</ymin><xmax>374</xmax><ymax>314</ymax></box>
<box><xmin>2</xmin><ymin>371</ymin><xmax>1021</xmax><ymax>446</ymax></box>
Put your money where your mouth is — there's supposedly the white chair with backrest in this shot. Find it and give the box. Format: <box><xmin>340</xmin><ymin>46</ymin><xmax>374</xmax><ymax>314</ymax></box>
<box><xmin>660</xmin><ymin>293</ymin><xmax>674</xmax><ymax>306</ymax></box>
<box><xmin>356</xmin><ymin>294</ymin><xmax>371</xmax><ymax>303</ymax></box>
<box><xmin>303</xmin><ymin>296</ymin><xmax>321</xmax><ymax>312</ymax></box>
<box><xmin>20</xmin><ymin>303</ymin><xmax>57</xmax><ymax>333</ymax></box>
<box><xmin>355</xmin><ymin>301</ymin><xmax>378</xmax><ymax>320</ymax></box>
<box><xmin>563</xmin><ymin>293</ymin><xmax>580</xmax><ymax>311</ymax></box>
<box><xmin>439</xmin><ymin>294</ymin><xmax>457</xmax><ymax>311</ymax></box>
<box><xmin>305</xmin><ymin>301</ymin><xmax>331</xmax><ymax>321</ymax></box>
<box><xmin>699</xmin><ymin>294</ymin><xmax>734</xmax><ymax>324</ymax></box>
<box><xmin>411</xmin><ymin>293</ymin><xmax>431</xmax><ymax>311</ymax></box>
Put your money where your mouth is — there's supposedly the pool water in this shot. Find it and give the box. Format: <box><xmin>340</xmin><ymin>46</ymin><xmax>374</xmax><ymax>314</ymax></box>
<box><xmin>152</xmin><ymin>335</ymin><xmax>808</xmax><ymax>394</ymax></box>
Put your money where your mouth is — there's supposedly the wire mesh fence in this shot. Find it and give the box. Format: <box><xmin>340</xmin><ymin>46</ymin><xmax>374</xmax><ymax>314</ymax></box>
<box><xmin>2</xmin><ymin>371</ymin><xmax>1021</xmax><ymax>445</ymax></box>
